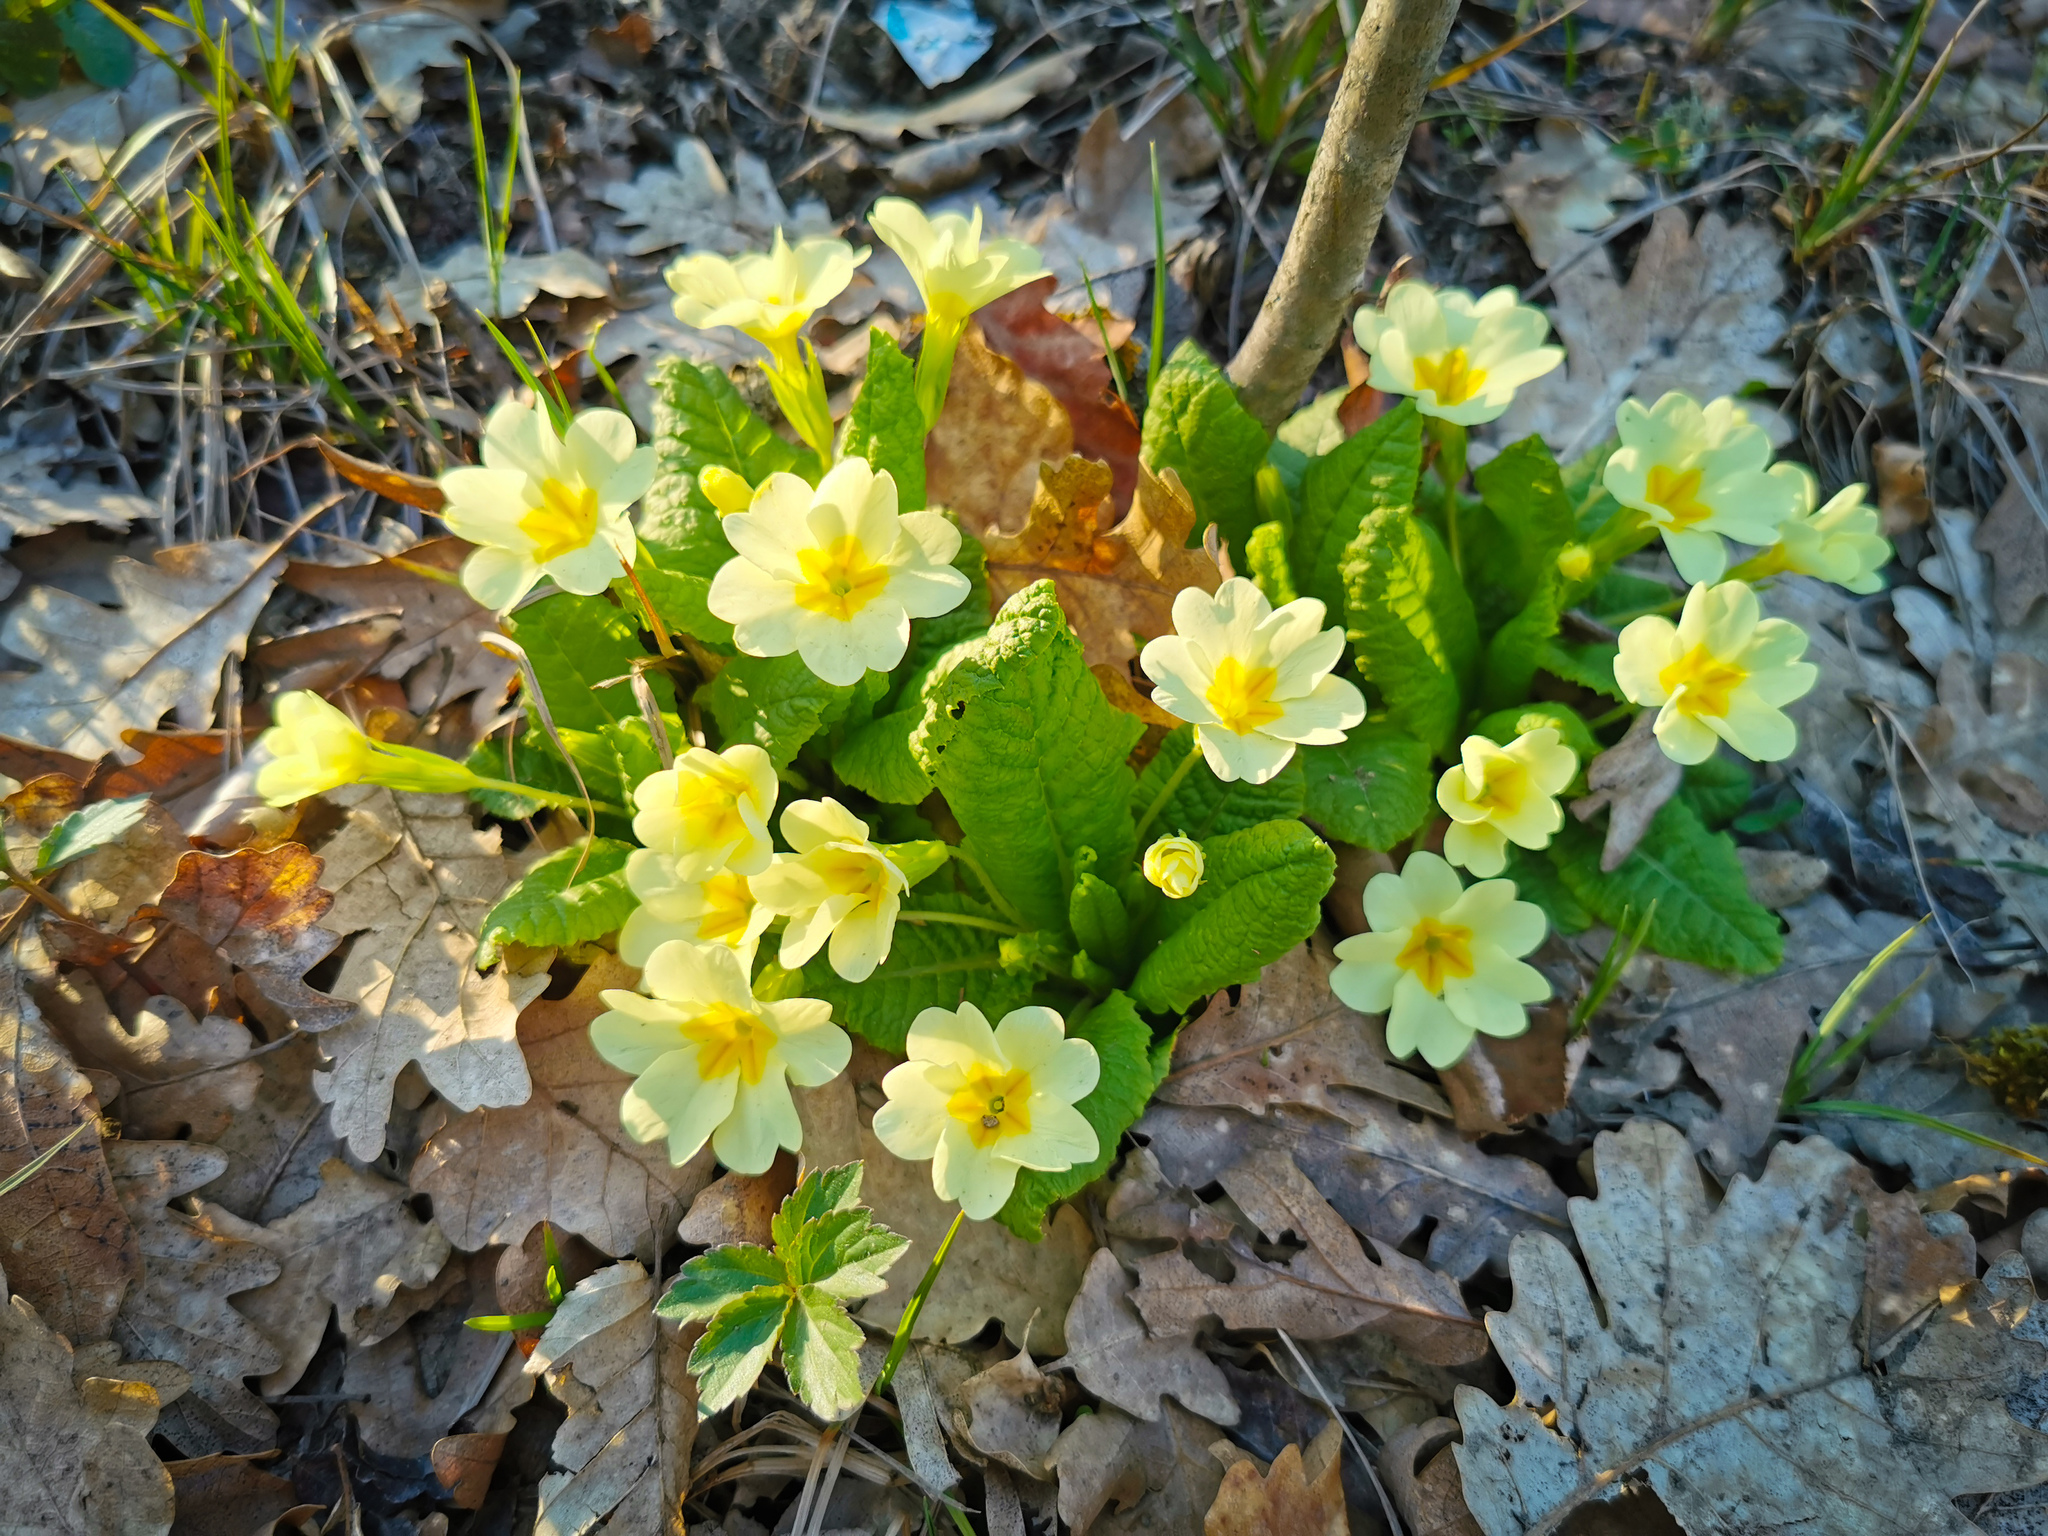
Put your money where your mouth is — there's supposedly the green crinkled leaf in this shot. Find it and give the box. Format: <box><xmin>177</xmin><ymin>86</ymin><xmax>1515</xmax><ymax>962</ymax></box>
<box><xmin>781</xmin><ymin>1286</ymin><xmax>868</xmax><ymax>1420</ymax></box>
<box><xmin>1341</xmin><ymin>507</ymin><xmax>1477</xmax><ymax>758</ymax></box>
<box><xmin>687</xmin><ymin>1284</ymin><xmax>790</xmax><ymax>1413</ymax></box>
<box><xmin>54</xmin><ymin>0</ymin><xmax>133</xmax><ymax>87</ymax></box>
<box><xmin>1550</xmin><ymin>798</ymin><xmax>1782</xmax><ymax>974</ymax></box>
<box><xmin>1583</xmin><ymin>568</ymin><xmax>1678</xmax><ymax>627</ymax></box>
<box><xmin>835</xmin><ymin>709</ymin><xmax>932</xmax><ymax>804</ymax></box>
<box><xmin>1134</xmin><ymin>726</ymin><xmax>1305</xmax><ymax>839</ymax></box>
<box><xmin>1681</xmin><ymin>754</ymin><xmax>1754</xmax><ymax>829</ymax></box>
<box><xmin>657</xmin><ymin>1244</ymin><xmax>787</xmax><ymax>1322</ymax></box>
<box><xmin>773</xmin><ymin>1162</ymin><xmax>864</xmax><ymax>1244</ymax></box>
<box><xmin>1472</xmin><ymin>702</ymin><xmax>1599</xmax><ymax>766</ymax></box>
<box><xmin>995</xmin><ymin>991</ymin><xmax>1163</xmax><ymax>1241</ymax></box>
<box><xmin>35</xmin><ymin>794</ymin><xmax>149</xmax><ymax>872</ymax></box>
<box><xmin>843</xmin><ymin>329</ymin><xmax>926</xmax><ymax>511</ymax></box>
<box><xmin>1131</xmin><ymin>820</ymin><xmax>1335</xmax><ymax>1014</ymax></box>
<box><xmin>912</xmin><ymin>582</ymin><xmax>1142</xmax><ymax>934</ymax></box>
<box><xmin>477</xmin><ymin>839</ymin><xmax>637</xmax><ymax>964</ymax></box>
<box><xmin>1539</xmin><ymin>637</ymin><xmax>1624</xmax><ymax>699</ymax></box>
<box><xmin>1139</xmin><ymin>339</ymin><xmax>1271</xmax><ymax>555</ymax></box>
<box><xmin>1465</xmin><ymin>435</ymin><xmax>1577</xmax><ymax>628</ymax></box>
<box><xmin>800</xmin><ymin>892</ymin><xmax>1033</xmax><ymax>1052</ymax></box>
<box><xmin>700</xmin><ymin>654</ymin><xmax>857</xmax><ymax>771</ymax></box>
<box><xmin>1502</xmin><ymin>844</ymin><xmax>1592</xmax><ymax>934</ymax></box>
<box><xmin>1069</xmin><ymin>870</ymin><xmax>1132</xmax><ymax>972</ymax></box>
<box><xmin>1245</xmin><ymin>520</ymin><xmax>1298</xmax><ymax>606</ymax></box>
<box><xmin>1479</xmin><ymin>570</ymin><xmax>1562</xmax><ymax>712</ymax></box>
<box><xmin>508</xmin><ymin>592</ymin><xmax>647</xmax><ymax>732</ymax></box>
<box><xmin>1294</xmin><ymin>399</ymin><xmax>1421</xmax><ymax>621</ymax></box>
<box><xmin>1297</xmin><ymin>723</ymin><xmax>1434</xmax><ymax>852</ymax></box>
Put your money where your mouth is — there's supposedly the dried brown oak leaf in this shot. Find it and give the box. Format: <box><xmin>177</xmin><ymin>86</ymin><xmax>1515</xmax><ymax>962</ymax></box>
<box><xmin>0</xmin><ymin>953</ymin><xmax>139</xmax><ymax>1343</ymax></box>
<box><xmin>985</xmin><ymin>456</ymin><xmax>1222</xmax><ymax>671</ymax></box>
<box><xmin>523</xmin><ymin>1261</ymin><xmax>696</xmax><ymax>1536</ymax></box>
<box><xmin>41</xmin><ymin>972</ymin><xmax>258</xmax><ymax>1144</ymax></box>
<box><xmin>1485</xmin><ymin>118</ymin><xmax>1646</xmax><ymax>271</ymax></box>
<box><xmin>1975</xmin><ymin>459</ymin><xmax>2048</xmax><ymax>629</ymax></box>
<box><xmin>412</xmin><ymin>954</ymin><xmax>717</xmax><ymax>1258</ymax></box>
<box><xmin>924</xmin><ymin>324</ymin><xmax>1073</xmax><ymax>543</ymax></box>
<box><xmin>103</xmin><ymin>1141</ymin><xmax>283</xmax><ymax>1456</ymax></box>
<box><xmin>140</xmin><ymin>845</ymin><xmax>350</xmax><ymax>1030</ymax></box>
<box><xmin>1913</xmin><ymin>650</ymin><xmax>2048</xmax><ymax>835</ymax></box>
<box><xmin>1049</xmin><ymin>1248</ymin><xmax>1239</xmax><ymax>1427</ymax></box>
<box><xmin>1132</xmin><ymin>1148</ymin><xmax>1487</xmax><ymax>1365</ymax></box>
<box><xmin>1453</xmin><ymin>1118</ymin><xmax>2048</xmax><ymax>1536</ymax></box>
<box><xmin>201</xmin><ymin>1157</ymin><xmax>451</xmax><ymax>1400</ymax></box>
<box><xmin>1204</xmin><ymin>1422</ymin><xmax>1349</xmax><ymax>1536</ymax></box>
<box><xmin>308</xmin><ymin>785</ymin><xmax>548</xmax><ymax>1158</ymax></box>
<box><xmin>162</xmin><ymin>1452</ymin><xmax>299</xmax><ymax>1535</ymax></box>
<box><xmin>0</xmin><ymin>1260</ymin><xmax>175</xmax><ymax>1536</ymax></box>
<box><xmin>1154</xmin><ymin>937</ymin><xmax>1449</xmax><ymax>1120</ymax></box>
<box><xmin>1047</xmin><ymin>1400</ymin><xmax>1227</xmax><ymax>1536</ymax></box>
<box><xmin>0</xmin><ymin>538</ymin><xmax>283</xmax><ymax>757</ymax></box>
<box><xmin>1497</xmin><ymin>208</ymin><xmax>1792</xmax><ymax>459</ymax></box>
<box><xmin>1569</xmin><ymin>710</ymin><xmax>1680</xmax><ymax>871</ymax></box>
<box><xmin>344</xmin><ymin>1249</ymin><xmax>513</xmax><ymax>1459</ymax></box>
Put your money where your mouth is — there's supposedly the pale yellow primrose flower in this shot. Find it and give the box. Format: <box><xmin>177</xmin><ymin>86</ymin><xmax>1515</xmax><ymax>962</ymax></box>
<box><xmin>1329</xmin><ymin>852</ymin><xmax>1550</xmax><ymax>1070</ymax></box>
<box><xmin>592</xmin><ymin>940</ymin><xmax>849</xmax><ymax>1174</ymax></box>
<box><xmin>618</xmin><ymin>857</ymin><xmax>773</xmax><ymax>969</ymax></box>
<box><xmin>1436</xmin><ymin>728</ymin><xmax>1578</xmax><ymax>878</ymax></box>
<box><xmin>1142</xmin><ymin>835</ymin><xmax>1205</xmax><ymax>899</ymax></box>
<box><xmin>1139</xmin><ymin>578</ymin><xmax>1366</xmax><ymax>785</ymax></box>
<box><xmin>630</xmin><ymin>745</ymin><xmax>778</xmax><ymax>881</ymax></box>
<box><xmin>1602</xmin><ymin>393</ymin><xmax>1798</xmax><ymax>586</ymax></box>
<box><xmin>873</xmin><ymin>1002</ymin><xmax>1099</xmax><ymax>1220</ymax></box>
<box><xmin>1351</xmin><ymin>282</ymin><xmax>1563</xmax><ymax>426</ymax></box>
<box><xmin>666</xmin><ymin>232</ymin><xmax>868</xmax><ymax>374</ymax></box>
<box><xmin>254</xmin><ymin>691</ymin><xmax>474</xmax><ymax>805</ymax></box>
<box><xmin>1614</xmin><ymin>579</ymin><xmax>1819</xmax><ymax>765</ymax></box>
<box><xmin>1747</xmin><ymin>463</ymin><xmax>1892</xmax><ymax>593</ymax></box>
<box><xmin>709</xmin><ymin>457</ymin><xmax>971</xmax><ymax>687</ymax></box>
<box><xmin>437</xmin><ymin>399</ymin><xmax>653</xmax><ymax>611</ymax></box>
<box><xmin>751</xmin><ymin>797</ymin><xmax>910</xmax><ymax>983</ymax></box>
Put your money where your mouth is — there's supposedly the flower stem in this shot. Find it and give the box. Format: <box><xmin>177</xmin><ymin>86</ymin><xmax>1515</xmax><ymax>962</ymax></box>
<box><xmin>946</xmin><ymin>845</ymin><xmax>1029</xmax><ymax>929</ymax></box>
<box><xmin>875</xmin><ymin>1207</ymin><xmax>966</xmax><ymax>1396</ymax></box>
<box><xmin>1585</xmin><ymin>702</ymin><xmax>1636</xmax><ymax>732</ymax></box>
<box><xmin>897</xmin><ymin>909</ymin><xmax>1022</xmax><ymax>935</ymax></box>
<box><xmin>469</xmin><ymin>776</ymin><xmax>629</xmax><ymax>818</ymax></box>
<box><xmin>622</xmin><ymin>561</ymin><xmax>677</xmax><ymax>658</ymax></box>
<box><xmin>1431</xmin><ymin>419</ymin><xmax>1469</xmax><ymax>577</ymax></box>
<box><xmin>1134</xmin><ymin>740</ymin><xmax>1204</xmax><ymax>844</ymax></box>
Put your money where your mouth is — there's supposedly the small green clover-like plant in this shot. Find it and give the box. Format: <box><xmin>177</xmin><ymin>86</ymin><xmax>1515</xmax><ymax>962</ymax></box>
<box><xmin>657</xmin><ymin>1161</ymin><xmax>909</xmax><ymax>1421</ymax></box>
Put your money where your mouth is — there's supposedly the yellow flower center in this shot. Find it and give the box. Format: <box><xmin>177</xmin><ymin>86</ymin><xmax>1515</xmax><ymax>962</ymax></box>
<box><xmin>1411</xmin><ymin>347</ymin><xmax>1487</xmax><ymax>406</ymax></box>
<box><xmin>674</xmin><ymin>765</ymin><xmax>751</xmax><ymax>851</ymax></box>
<box><xmin>1205</xmin><ymin>655</ymin><xmax>1285</xmax><ymax>736</ymax></box>
<box><xmin>1468</xmin><ymin>755</ymin><xmax>1529</xmax><ymax>816</ymax></box>
<box><xmin>946</xmin><ymin>1063</ymin><xmax>1033</xmax><ymax>1150</ymax></box>
<box><xmin>1396</xmin><ymin>916</ymin><xmax>1476</xmax><ymax>994</ymax></box>
<box><xmin>810</xmin><ymin>846</ymin><xmax>893</xmax><ymax>906</ymax></box>
<box><xmin>794</xmin><ymin>536</ymin><xmax>893</xmax><ymax>621</ymax></box>
<box><xmin>519</xmin><ymin>477</ymin><xmax>601</xmax><ymax>563</ymax></box>
<box><xmin>697</xmin><ymin>872</ymin><xmax>756</xmax><ymax>946</ymax></box>
<box><xmin>681</xmin><ymin>1001</ymin><xmax>774</xmax><ymax>1086</ymax></box>
<box><xmin>1658</xmin><ymin>644</ymin><xmax>1749</xmax><ymax>720</ymax></box>
<box><xmin>1644</xmin><ymin>464</ymin><xmax>1714</xmax><ymax>531</ymax></box>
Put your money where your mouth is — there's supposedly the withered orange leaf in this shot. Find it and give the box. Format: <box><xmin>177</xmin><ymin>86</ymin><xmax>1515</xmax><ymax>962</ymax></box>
<box><xmin>924</xmin><ymin>324</ymin><xmax>1073</xmax><ymax>541</ymax></box>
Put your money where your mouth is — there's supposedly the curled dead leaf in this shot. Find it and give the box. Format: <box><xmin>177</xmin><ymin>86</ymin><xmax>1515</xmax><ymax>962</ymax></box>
<box><xmin>924</xmin><ymin>324</ymin><xmax>1073</xmax><ymax>543</ymax></box>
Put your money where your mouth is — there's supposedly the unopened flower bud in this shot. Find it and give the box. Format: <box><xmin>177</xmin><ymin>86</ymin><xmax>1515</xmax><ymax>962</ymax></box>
<box><xmin>1142</xmin><ymin>834</ymin><xmax>1205</xmax><ymax>899</ymax></box>
<box><xmin>699</xmin><ymin>465</ymin><xmax>755</xmax><ymax>515</ymax></box>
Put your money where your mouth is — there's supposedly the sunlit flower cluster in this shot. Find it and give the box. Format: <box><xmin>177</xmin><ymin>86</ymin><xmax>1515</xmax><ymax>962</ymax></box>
<box><xmin>1140</xmin><ymin>578</ymin><xmax>1366</xmax><ymax>785</ymax></box>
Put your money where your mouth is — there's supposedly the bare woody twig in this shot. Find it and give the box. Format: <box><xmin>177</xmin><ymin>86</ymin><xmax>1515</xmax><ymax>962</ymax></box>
<box><xmin>1226</xmin><ymin>0</ymin><xmax>1459</xmax><ymax>429</ymax></box>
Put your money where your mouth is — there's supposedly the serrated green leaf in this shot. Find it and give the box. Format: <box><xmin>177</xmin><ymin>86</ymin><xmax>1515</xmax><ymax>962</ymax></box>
<box><xmin>1478</xmin><ymin>570</ymin><xmax>1562</xmax><ymax>712</ymax></box>
<box><xmin>836</xmin><ymin>709</ymin><xmax>933</xmax><ymax>803</ymax></box>
<box><xmin>912</xmin><ymin>581</ymin><xmax>1143</xmax><ymax>933</ymax></box>
<box><xmin>688</xmin><ymin>1284</ymin><xmax>791</xmax><ymax>1413</ymax></box>
<box><xmin>781</xmin><ymin>1286</ymin><xmax>868</xmax><ymax>1420</ymax></box>
<box><xmin>477</xmin><ymin>839</ymin><xmax>637</xmax><ymax>963</ymax></box>
<box><xmin>1504</xmin><ymin>843</ymin><xmax>1592</xmax><ymax>934</ymax></box>
<box><xmin>1245</xmin><ymin>519</ymin><xmax>1298</xmax><ymax>606</ymax></box>
<box><xmin>507</xmin><ymin>592</ymin><xmax>647</xmax><ymax>732</ymax></box>
<box><xmin>1341</xmin><ymin>507</ymin><xmax>1476</xmax><ymax>758</ymax></box>
<box><xmin>1681</xmin><ymin>754</ymin><xmax>1754</xmax><ymax>828</ymax></box>
<box><xmin>1140</xmin><ymin>339</ymin><xmax>1271</xmax><ymax>554</ymax></box>
<box><xmin>774</xmin><ymin>1163</ymin><xmax>864</xmax><ymax>1240</ymax></box>
<box><xmin>1539</xmin><ymin>637</ymin><xmax>1624</xmax><ymax>699</ymax></box>
<box><xmin>700</xmin><ymin>653</ymin><xmax>857</xmax><ymax>771</ymax></box>
<box><xmin>54</xmin><ymin>0</ymin><xmax>132</xmax><ymax>87</ymax></box>
<box><xmin>34</xmin><ymin>794</ymin><xmax>149</xmax><ymax>872</ymax></box>
<box><xmin>801</xmin><ymin>892</ymin><xmax>1033</xmax><ymax>1052</ymax></box>
<box><xmin>995</xmin><ymin>991</ymin><xmax>1163</xmax><ymax>1240</ymax></box>
<box><xmin>843</xmin><ymin>328</ymin><xmax>926</xmax><ymax>510</ymax></box>
<box><xmin>1297</xmin><ymin>723</ymin><xmax>1433</xmax><ymax>851</ymax></box>
<box><xmin>1551</xmin><ymin>797</ymin><xmax>1782</xmax><ymax>974</ymax></box>
<box><xmin>1472</xmin><ymin>702</ymin><xmax>1599</xmax><ymax>765</ymax></box>
<box><xmin>805</xmin><ymin>1216</ymin><xmax>911</xmax><ymax>1302</ymax></box>
<box><xmin>658</xmin><ymin>1244</ymin><xmax>788</xmax><ymax>1322</ymax></box>
<box><xmin>1131</xmin><ymin>820</ymin><xmax>1335</xmax><ymax>1014</ymax></box>
<box><xmin>1134</xmin><ymin>725</ymin><xmax>1305</xmax><ymax>838</ymax></box>
<box><xmin>1294</xmin><ymin>399</ymin><xmax>1422</xmax><ymax>620</ymax></box>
